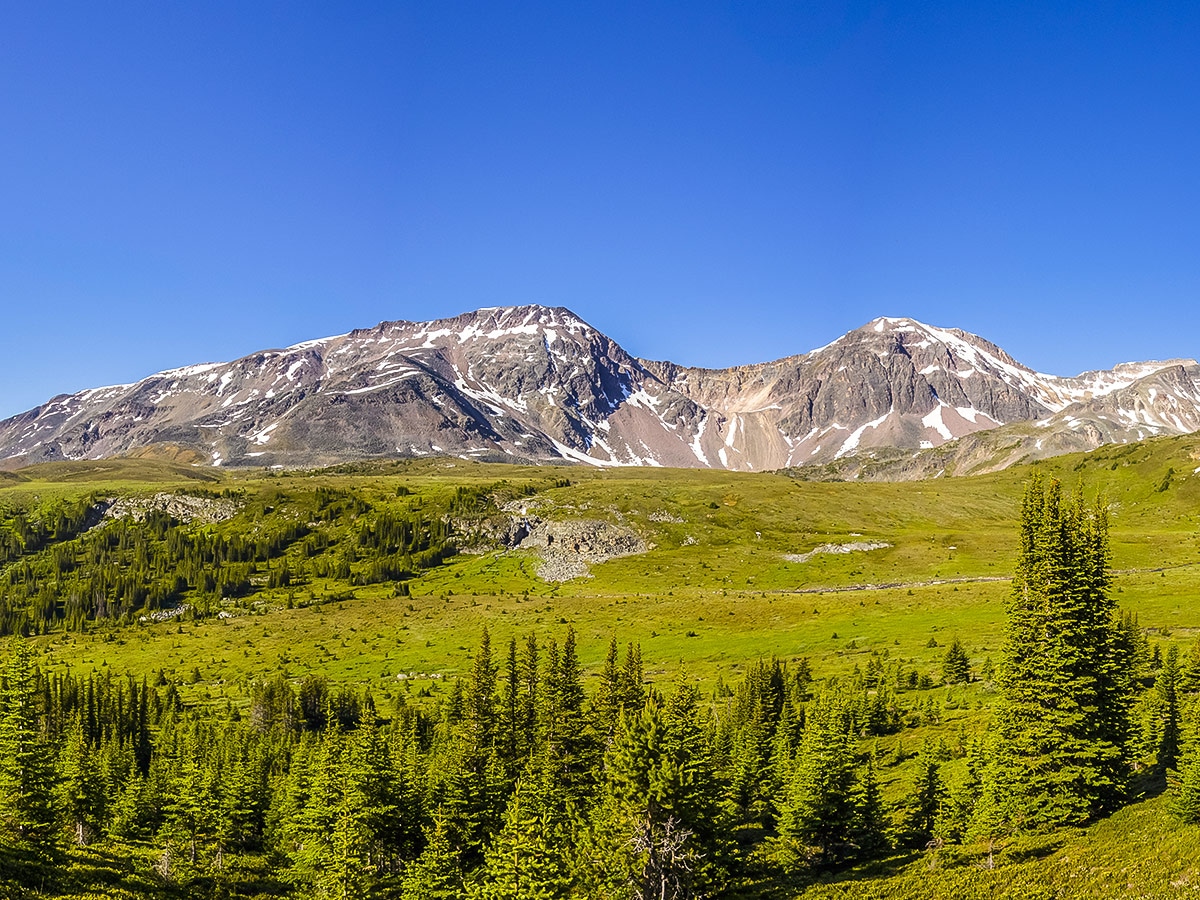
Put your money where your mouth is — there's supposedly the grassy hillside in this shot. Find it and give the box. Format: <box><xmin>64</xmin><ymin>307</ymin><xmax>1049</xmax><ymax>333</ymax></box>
<box><xmin>3</xmin><ymin>434</ymin><xmax>1200</xmax><ymax>898</ymax></box>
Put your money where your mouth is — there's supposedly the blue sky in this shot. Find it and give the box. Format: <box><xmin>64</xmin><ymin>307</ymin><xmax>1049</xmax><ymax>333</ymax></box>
<box><xmin>2</xmin><ymin>2</ymin><xmax>1199</xmax><ymax>418</ymax></box>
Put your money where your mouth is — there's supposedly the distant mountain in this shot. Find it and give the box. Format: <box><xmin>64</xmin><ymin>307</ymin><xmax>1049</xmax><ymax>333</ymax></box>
<box><xmin>1</xmin><ymin>306</ymin><xmax>1196</xmax><ymax>475</ymax></box>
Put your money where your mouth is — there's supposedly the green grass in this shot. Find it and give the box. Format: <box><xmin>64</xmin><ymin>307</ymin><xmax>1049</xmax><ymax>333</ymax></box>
<box><xmin>755</xmin><ymin>793</ymin><xmax>1200</xmax><ymax>899</ymax></box>
<box><xmin>6</xmin><ymin>434</ymin><xmax>1200</xmax><ymax>897</ymax></box>
<box><xmin>14</xmin><ymin>434</ymin><xmax>1200</xmax><ymax>699</ymax></box>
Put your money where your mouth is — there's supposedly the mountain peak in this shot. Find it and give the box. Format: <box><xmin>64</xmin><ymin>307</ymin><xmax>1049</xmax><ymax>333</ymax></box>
<box><xmin>1</xmin><ymin>305</ymin><xmax>1197</xmax><ymax>475</ymax></box>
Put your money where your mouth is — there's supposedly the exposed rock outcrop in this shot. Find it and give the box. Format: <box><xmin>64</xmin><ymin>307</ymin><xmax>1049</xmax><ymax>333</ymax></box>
<box><xmin>102</xmin><ymin>492</ymin><xmax>240</xmax><ymax>525</ymax></box>
<box><xmin>518</xmin><ymin>519</ymin><xmax>647</xmax><ymax>581</ymax></box>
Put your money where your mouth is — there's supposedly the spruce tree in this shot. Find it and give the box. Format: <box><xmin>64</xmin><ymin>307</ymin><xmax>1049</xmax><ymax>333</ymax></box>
<box><xmin>516</xmin><ymin>633</ymin><xmax>541</xmax><ymax>761</ymax></box>
<box><xmin>594</xmin><ymin>637</ymin><xmax>622</xmax><ymax>740</ymax></box>
<box><xmin>941</xmin><ymin>638</ymin><xmax>971</xmax><ymax>685</ymax></box>
<box><xmin>289</xmin><ymin>731</ymin><xmax>343</xmax><ymax>894</ymax></box>
<box><xmin>937</xmin><ymin>737</ymin><xmax>984</xmax><ymax>844</ymax></box>
<box><xmin>1180</xmin><ymin>637</ymin><xmax>1200</xmax><ymax>695</ymax></box>
<box><xmin>0</xmin><ymin>637</ymin><xmax>57</xmax><ymax>846</ymax></box>
<box><xmin>778</xmin><ymin>690</ymin><xmax>858</xmax><ymax>868</ymax></box>
<box><xmin>849</xmin><ymin>748</ymin><xmax>888</xmax><ymax>859</ymax></box>
<box><xmin>1173</xmin><ymin>748</ymin><xmax>1200</xmax><ymax>824</ymax></box>
<box><xmin>903</xmin><ymin>739</ymin><xmax>946</xmax><ymax>848</ymax></box>
<box><xmin>55</xmin><ymin>717</ymin><xmax>106</xmax><ymax>846</ymax></box>
<box><xmin>473</xmin><ymin>774</ymin><xmax>572</xmax><ymax>900</ymax></box>
<box><xmin>584</xmin><ymin>698</ymin><xmax>707</xmax><ymax>900</ymax></box>
<box><xmin>1155</xmin><ymin>644</ymin><xmax>1181</xmax><ymax>775</ymax></box>
<box><xmin>400</xmin><ymin>811</ymin><xmax>463</xmax><ymax>900</ymax></box>
<box><xmin>620</xmin><ymin>642</ymin><xmax>646</xmax><ymax>713</ymax></box>
<box><xmin>497</xmin><ymin>637</ymin><xmax>523</xmax><ymax>782</ymax></box>
<box><xmin>978</xmin><ymin>476</ymin><xmax>1131</xmax><ymax>832</ymax></box>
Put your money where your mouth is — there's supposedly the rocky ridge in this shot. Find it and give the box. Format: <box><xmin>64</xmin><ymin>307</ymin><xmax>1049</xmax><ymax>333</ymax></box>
<box><xmin>1</xmin><ymin>305</ymin><xmax>1196</xmax><ymax>476</ymax></box>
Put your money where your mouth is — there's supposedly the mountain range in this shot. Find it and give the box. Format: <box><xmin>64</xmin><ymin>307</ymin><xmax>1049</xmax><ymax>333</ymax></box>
<box><xmin>2</xmin><ymin>305</ymin><xmax>1197</xmax><ymax>477</ymax></box>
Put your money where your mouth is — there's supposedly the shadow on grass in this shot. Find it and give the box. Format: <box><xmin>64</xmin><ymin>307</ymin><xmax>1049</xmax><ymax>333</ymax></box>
<box><xmin>1127</xmin><ymin>767</ymin><xmax>1169</xmax><ymax>804</ymax></box>
<box><xmin>0</xmin><ymin>843</ymin><xmax>61</xmax><ymax>898</ymax></box>
<box><xmin>0</xmin><ymin>840</ymin><xmax>296</xmax><ymax>900</ymax></box>
<box><xmin>998</xmin><ymin>834</ymin><xmax>1066</xmax><ymax>865</ymax></box>
<box><xmin>723</xmin><ymin>849</ymin><xmax>924</xmax><ymax>900</ymax></box>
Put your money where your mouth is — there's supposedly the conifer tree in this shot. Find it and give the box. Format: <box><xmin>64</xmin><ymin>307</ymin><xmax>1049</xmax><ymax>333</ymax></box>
<box><xmin>979</xmin><ymin>476</ymin><xmax>1131</xmax><ymax>831</ymax></box>
<box><xmin>439</xmin><ymin>628</ymin><xmax>505</xmax><ymax>867</ymax></box>
<box><xmin>318</xmin><ymin>719</ymin><xmax>398</xmax><ymax>897</ymax></box>
<box><xmin>620</xmin><ymin>642</ymin><xmax>646</xmax><ymax>713</ymax></box>
<box><xmin>289</xmin><ymin>731</ymin><xmax>343</xmax><ymax>894</ymax></box>
<box><xmin>160</xmin><ymin>723</ymin><xmax>215</xmax><ymax>869</ymax></box>
<box><xmin>467</xmin><ymin>627</ymin><xmax>498</xmax><ymax>754</ymax></box>
<box><xmin>849</xmin><ymin>747</ymin><xmax>888</xmax><ymax>859</ymax></box>
<box><xmin>726</xmin><ymin>708</ymin><xmax>771</xmax><ymax>826</ymax></box>
<box><xmin>937</xmin><ymin>737</ymin><xmax>984</xmax><ymax>844</ymax></box>
<box><xmin>0</xmin><ymin>637</ymin><xmax>57</xmax><ymax>846</ymax></box>
<box><xmin>661</xmin><ymin>680</ymin><xmax>729</xmax><ymax>888</ymax></box>
<box><xmin>1155</xmin><ymin>644</ymin><xmax>1181</xmax><ymax>775</ymax></box>
<box><xmin>1181</xmin><ymin>637</ymin><xmax>1200</xmax><ymax>695</ymax></box>
<box><xmin>544</xmin><ymin>627</ymin><xmax>597</xmax><ymax>812</ymax></box>
<box><xmin>941</xmin><ymin>638</ymin><xmax>971</xmax><ymax>685</ymax></box>
<box><xmin>1172</xmin><ymin>747</ymin><xmax>1200</xmax><ymax>824</ymax></box>
<box><xmin>519</xmin><ymin>633</ymin><xmax>541</xmax><ymax>759</ymax></box>
<box><xmin>584</xmin><ymin>698</ymin><xmax>708</xmax><ymax>899</ymax></box>
<box><xmin>778</xmin><ymin>690</ymin><xmax>858</xmax><ymax>868</ymax></box>
<box><xmin>109</xmin><ymin>772</ymin><xmax>156</xmax><ymax>840</ymax></box>
<box><xmin>473</xmin><ymin>774</ymin><xmax>572</xmax><ymax>900</ymax></box>
<box><xmin>594</xmin><ymin>637</ymin><xmax>622</xmax><ymax>739</ymax></box>
<box><xmin>497</xmin><ymin>637</ymin><xmax>523</xmax><ymax>781</ymax></box>
<box><xmin>400</xmin><ymin>811</ymin><xmax>463</xmax><ymax>900</ymax></box>
<box><xmin>903</xmin><ymin>739</ymin><xmax>946</xmax><ymax>848</ymax></box>
<box><xmin>55</xmin><ymin>717</ymin><xmax>105</xmax><ymax>846</ymax></box>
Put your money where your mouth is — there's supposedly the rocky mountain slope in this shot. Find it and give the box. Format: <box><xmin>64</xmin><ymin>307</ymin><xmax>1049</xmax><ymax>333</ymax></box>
<box><xmin>1</xmin><ymin>306</ymin><xmax>1196</xmax><ymax>474</ymax></box>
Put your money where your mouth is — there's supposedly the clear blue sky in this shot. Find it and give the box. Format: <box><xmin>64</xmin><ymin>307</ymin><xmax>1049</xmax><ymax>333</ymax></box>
<box><xmin>3</xmin><ymin>2</ymin><xmax>1199</xmax><ymax>418</ymax></box>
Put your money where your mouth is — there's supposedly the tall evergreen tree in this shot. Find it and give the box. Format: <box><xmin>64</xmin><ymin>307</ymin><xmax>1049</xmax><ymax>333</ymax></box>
<box><xmin>902</xmin><ymin>739</ymin><xmax>946</xmax><ymax>848</ymax></box>
<box><xmin>778</xmin><ymin>690</ymin><xmax>858</xmax><ymax>868</ymax></box>
<box><xmin>55</xmin><ymin>717</ymin><xmax>106</xmax><ymax>846</ymax></box>
<box><xmin>1172</xmin><ymin>747</ymin><xmax>1200</xmax><ymax>824</ymax></box>
<box><xmin>473</xmin><ymin>773</ymin><xmax>572</xmax><ymax>900</ymax></box>
<box><xmin>1180</xmin><ymin>637</ymin><xmax>1200</xmax><ymax>695</ymax></box>
<box><xmin>289</xmin><ymin>731</ymin><xmax>344</xmax><ymax>895</ymax></box>
<box><xmin>0</xmin><ymin>637</ymin><xmax>57</xmax><ymax>846</ymax></box>
<box><xmin>519</xmin><ymin>633</ymin><xmax>541</xmax><ymax>759</ymax></box>
<box><xmin>594</xmin><ymin>637</ymin><xmax>622</xmax><ymax>741</ymax></box>
<box><xmin>1155</xmin><ymin>643</ymin><xmax>1181</xmax><ymax>775</ymax></box>
<box><xmin>978</xmin><ymin>476</ymin><xmax>1131</xmax><ymax>832</ymax></box>
<box><xmin>850</xmin><ymin>747</ymin><xmax>888</xmax><ymax>859</ymax></box>
<box><xmin>400</xmin><ymin>811</ymin><xmax>463</xmax><ymax>900</ymax></box>
<box><xmin>497</xmin><ymin>637</ymin><xmax>523</xmax><ymax>781</ymax></box>
<box><xmin>584</xmin><ymin>698</ymin><xmax>707</xmax><ymax>900</ymax></box>
<box><xmin>937</xmin><ymin>737</ymin><xmax>984</xmax><ymax>845</ymax></box>
<box><xmin>941</xmin><ymin>638</ymin><xmax>972</xmax><ymax>685</ymax></box>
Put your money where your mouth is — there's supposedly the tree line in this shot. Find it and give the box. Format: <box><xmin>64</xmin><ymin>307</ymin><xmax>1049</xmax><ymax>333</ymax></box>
<box><xmin>0</xmin><ymin>485</ymin><xmax>486</xmax><ymax>638</ymax></box>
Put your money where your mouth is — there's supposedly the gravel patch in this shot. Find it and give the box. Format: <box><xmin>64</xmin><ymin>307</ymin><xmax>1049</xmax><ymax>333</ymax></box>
<box><xmin>783</xmin><ymin>540</ymin><xmax>891</xmax><ymax>563</ymax></box>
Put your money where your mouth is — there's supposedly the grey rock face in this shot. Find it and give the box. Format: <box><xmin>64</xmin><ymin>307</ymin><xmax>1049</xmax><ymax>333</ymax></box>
<box><xmin>1</xmin><ymin>306</ymin><xmax>1196</xmax><ymax>475</ymax></box>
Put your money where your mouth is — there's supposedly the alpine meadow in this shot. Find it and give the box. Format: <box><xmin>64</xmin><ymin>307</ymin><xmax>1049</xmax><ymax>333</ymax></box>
<box><xmin>9</xmin><ymin>0</ymin><xmax>1200</xmax><ymax>896</ymax></box>
<box><xmin>3</xmin><ymin>430</ymin><xmax>1200</xmax><ymax>898</ymax></box>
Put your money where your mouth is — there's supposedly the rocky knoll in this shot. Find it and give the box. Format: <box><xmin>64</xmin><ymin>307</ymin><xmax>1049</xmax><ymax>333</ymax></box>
<box><xmin>517</xmin><ymin>519</ymin><xmax>647</xmax><ymax>581</ymax></box>
<box><xmin>102</xmin><ymin>492</ymin><xmax>240</xmax><ymax>525</ymax></box>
